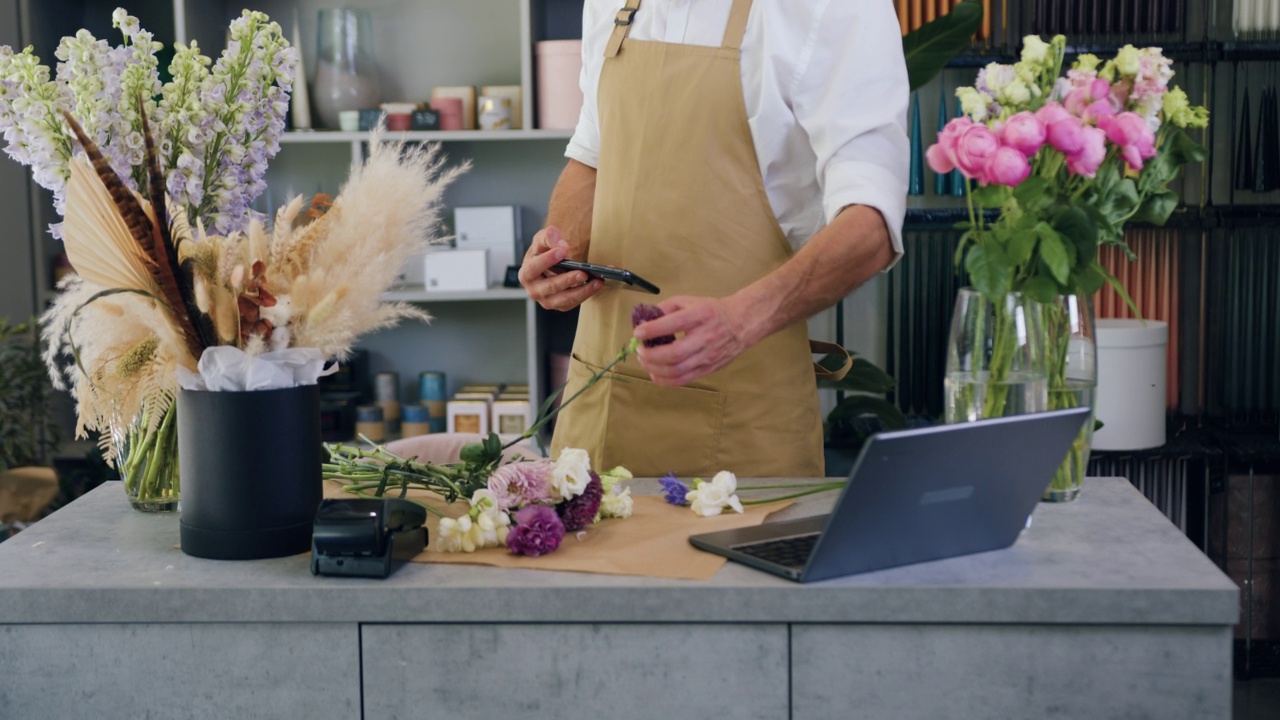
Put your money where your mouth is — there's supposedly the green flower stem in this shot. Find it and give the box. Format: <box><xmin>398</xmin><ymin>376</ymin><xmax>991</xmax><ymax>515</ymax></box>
<box><xmin>739</xmin><ymin>483</ymin><xmax>845</xmax><ymax>505</ymax></box>
<box><xmin>981</xmin><ymin>299</ymin><xmax>1017</xmax><ymax>419</ymax></box>
<box><xmin>119</xmin><ymin>402</ymin><xmax>179</xmax><ymax>506</ymax></box>
<box><xmin>504</xmin><ymin>337</ymin><xmax>641</xmax><ymax>451</ymax></box>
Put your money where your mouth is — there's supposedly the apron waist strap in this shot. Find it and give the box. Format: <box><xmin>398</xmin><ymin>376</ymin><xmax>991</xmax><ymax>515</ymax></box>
<box><xmin>811</xmin><ymin>339</ymin><xmax>853</xmax><ymax>382</ymax></box>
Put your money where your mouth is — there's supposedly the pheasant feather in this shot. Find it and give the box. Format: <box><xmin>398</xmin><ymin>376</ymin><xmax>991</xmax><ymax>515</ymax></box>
<box><xmin>60</xmin><ymin>109</ymin><xmax>206</xmax><ymax>362</ymax></box>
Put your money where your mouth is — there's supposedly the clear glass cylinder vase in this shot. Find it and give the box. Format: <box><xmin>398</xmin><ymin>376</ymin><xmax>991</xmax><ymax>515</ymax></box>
<box><xmin>1041</xmin><ymin>294</ymin><xmax>1098</xmax><ymax>502</ymax></box>
<box><xmin>112</xmin><ymin>399</ymin><xmax>180</xmax><ymax>513</ymax></box>
<box><xmin>312</xmin><ymin>9</ymin><xmax>380</xmax><ymax>130</ymax></box>
<box><xmin>944</xmin><ymin>288</ymin><xmax>1049</xmax><ymax>423</ymax></box>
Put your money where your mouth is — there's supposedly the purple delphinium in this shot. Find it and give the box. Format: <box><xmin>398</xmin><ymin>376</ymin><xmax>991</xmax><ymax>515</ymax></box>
<box><xmin>631</xmin><ymin>304</ymin><xmax>676</xmax><ymax>347</ymax></box>
<box><xmin>659</xmin><ymin>472</ymin><xmax>690</xmax><ymax>505</ymax></box>
<box><xmin>506</xmin><ymin>505</ymin><xmax>566</xmax><ymax>557</ymax></box>
<box><xmin>557</xmin><ymin>472</ymin><xmax>603</xmax><ymax>532</ymax></box>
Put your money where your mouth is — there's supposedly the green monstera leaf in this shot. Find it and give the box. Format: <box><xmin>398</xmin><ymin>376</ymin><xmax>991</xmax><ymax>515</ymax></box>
<box><xmin>903</xmin><ymin>1</ymin><xmax>984</xmax><ymax>90</ymax></box>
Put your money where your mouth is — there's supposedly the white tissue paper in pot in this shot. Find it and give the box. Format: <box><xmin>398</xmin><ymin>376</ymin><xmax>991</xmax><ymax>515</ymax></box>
<box><xmin>177</xmin><ymin>346</ymin><xmax>335</xmax><ymax>392</ymax></box>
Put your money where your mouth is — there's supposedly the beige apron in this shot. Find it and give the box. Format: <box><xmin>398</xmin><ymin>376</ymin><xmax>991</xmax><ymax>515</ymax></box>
<box><xmin>551</xmin><ymin>0</ymin><xmax>835</xmax><ymax>478</ymax></box>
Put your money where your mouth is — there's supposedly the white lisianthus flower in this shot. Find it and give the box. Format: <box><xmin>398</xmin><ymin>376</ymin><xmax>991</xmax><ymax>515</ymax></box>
<box><xmin>1073</xmin><ymin>53</ymin><xmax>1102</xmax><ymax>73</ymax></box>
<box><xmin>1020</xmin><ymin>35</ymin><xmax>1050</xmax><ymax>66</ymax></box>
<box><xmin>551</xmin><ymin>447</ymin><xmax>592</xmax><ymax>500</ymax></box>
<box><xmin>1115</xmin><ymin>45</ymin><xmax>1141</xmax><ymax>77</ymax></box>
<box><xmin>1000</xmin><ymin>78</ymin><xmax>1032</xmax><ymax>107</ymax></box>
<box><xmin>600</xmin><ymin>486</ymin><xmax>634</xmax><ymax>519</ymax></box>
<box><xmin>957</xmin><ymin>87</ymin><xmax>992</xmax><ymax>122</ymax></box>
<box><xmin>686</xmin><ymin>471</ymin><xmax>744</xmax><ymax>517</ymax></box>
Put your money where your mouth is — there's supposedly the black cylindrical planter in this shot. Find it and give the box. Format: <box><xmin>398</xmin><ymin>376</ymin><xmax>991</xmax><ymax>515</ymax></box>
<box><xmin>178</xmin><ymin>385</ymin><xmax>322</xmax><ymax>560</ymax></box>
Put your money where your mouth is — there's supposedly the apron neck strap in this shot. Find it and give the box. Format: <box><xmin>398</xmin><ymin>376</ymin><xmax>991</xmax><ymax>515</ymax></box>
<box><xmin>605</xmin><ymin>0</ymin><xmax>643</xmax><ymax>59</ymax></box>
<box><xmin>722</xmin><ymin>0</ymin><xmax>754</xmax><ymax>50</ymax></box>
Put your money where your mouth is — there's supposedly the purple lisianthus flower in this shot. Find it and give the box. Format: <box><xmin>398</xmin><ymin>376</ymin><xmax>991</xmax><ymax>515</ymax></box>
<box><xmin>556</xmin><ymin>472</ymin><xmax>603</xmax><ymax>532</ymax></box>
<box><xmin>506</xmin><ymin>505</ymin><xmax>565</xmax><ymax>557</ymax></box>
<box><xmin>631</xmin><ymin>304</ymin><xmax>676</xmax><ymax>347</ymax></box>
<box><xmin>660</xmin><ymin>472</ymin><xmax>690</xmax><ymax>505</ymax></box>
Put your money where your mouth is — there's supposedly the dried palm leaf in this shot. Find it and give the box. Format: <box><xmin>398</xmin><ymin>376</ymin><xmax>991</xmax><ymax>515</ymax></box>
<box><xmin>63</xmin><ymin>158</ymin><xmax>163</xmax><ymax>299</ymax></box>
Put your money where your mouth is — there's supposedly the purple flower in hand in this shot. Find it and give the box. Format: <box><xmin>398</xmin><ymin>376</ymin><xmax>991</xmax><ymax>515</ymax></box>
<box><xmin>660</xmin><ymin>472</ymin><xmax>690</xmax><ymax>505</ymax></box>
<box><xmin>631</xmin><ymin>304</ymin><xmax>675</xmax><ymax>347</ymax></box>
<box><xmin>506</xmin><ymin>505</ymin><xmax>566</xmax><ymax>557</ymax></box>
<box><xmin>557</xmin><ymin>472</ymin><xmax>604</xmax><ymax>532</ymax></box>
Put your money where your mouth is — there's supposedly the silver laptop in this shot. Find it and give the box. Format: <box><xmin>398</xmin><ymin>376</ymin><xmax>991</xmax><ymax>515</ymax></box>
<box><xmin>688</xmin><ymin>407</ymin><xmax>1091</xmax><ymax>583</ymax></box>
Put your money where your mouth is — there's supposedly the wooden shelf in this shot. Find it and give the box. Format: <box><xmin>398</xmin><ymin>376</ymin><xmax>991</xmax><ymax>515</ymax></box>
<box><xmin>381</xmin><ymin>286</ymin><xmax>530</xmax><ymax>302</ymax></box>
<box><xmin>279</xmin><ymin>129</ymin><xmax>574</xmax><ymax>144</ymax></box>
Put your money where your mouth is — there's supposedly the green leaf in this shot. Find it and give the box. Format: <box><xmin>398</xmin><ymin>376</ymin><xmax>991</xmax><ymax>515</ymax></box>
<box><xmin>1130</xmin><ymin>189</ymin><xmax>1179</xmax><ymax>226</ymax></box>
<box><xmin>969</xmin><ymin>184</ymin><xmax>1010</xmax><ymax>208</ymax></box>
<box><xmin>1037</xmin><ymin>232</ymin><xmax>1072</xmax><ymax>285</ymax></box>
<box><xmin>1021</xmin><ymin>275</ymin><xmax>1061</xmax><ymax>304</ymax></box>
<box><xmin>826</xmin><ymin>395</ymin><xmax>908</xmax><ymax>431</ymax></box>
<box><xmin>1099</xmin><ymin>176</ymin><xmax>1140</xmax><ymax>226</ymax></box>
<box><xmin>965</xmin><ymin>243</ymin><xmax>1013</xmax><ymax>298</ymax></box>
<box><xmin>1102</xmin><ymin>267</ymin><xmax>1142</xmax><ymax>319</ymax></box>
<box><xmin>458</xmin><ymin>442</ymin><xmax>487</xmax><ymax>464</ymax></box>
<box><xmin>902</xmin><ymin>0</ymin><xmax>984</xmax><ymax>90</ymax></box>
<box><xmin>1074</xmin><ymin>263</ymin><xmax>1107</xmax><ymax>296</ymax></box>
<box><xmin>1012</xmin><ymin>176</ymin><xmax>1053</xmax><ymax>215</ymax></box>
<box><xmin>1006</xmin><ymin>228</ymin><xmax>1038</xmax><ymax>267</ymax></box>
<box><xmin>1051</xmin><ymin>207</ymin><xmax>1099</xmax><ymax>270</ymax></box>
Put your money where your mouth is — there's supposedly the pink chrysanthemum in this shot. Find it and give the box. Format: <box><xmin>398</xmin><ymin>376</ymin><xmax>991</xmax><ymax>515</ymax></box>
<box><xmin>487</xmin><ymin>460</ymin><xmax>553</xmax><ymax>511</ymax></box>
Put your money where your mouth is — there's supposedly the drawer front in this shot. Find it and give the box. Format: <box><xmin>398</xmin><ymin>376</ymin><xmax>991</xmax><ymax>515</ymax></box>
<box><xmin>362</xmin><ymin>623</ymin><xmax>788</xmax><ymax>720</ymax></box>
<box><xmin>0</xmin><ymin>623</ymin><xmax>360</xmax><ymax>719</ymax></box>
<box><xmin>792</xmin><ymin>624</ymin><xmax>1231</xmax><ymax>720</ymax></box>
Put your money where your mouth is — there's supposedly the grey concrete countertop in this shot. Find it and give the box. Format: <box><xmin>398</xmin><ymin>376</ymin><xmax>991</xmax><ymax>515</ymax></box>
<box><xmin>0</xmin><ymin>477</ymin><xmax>1237</xmax><ymax>626</ymax></box>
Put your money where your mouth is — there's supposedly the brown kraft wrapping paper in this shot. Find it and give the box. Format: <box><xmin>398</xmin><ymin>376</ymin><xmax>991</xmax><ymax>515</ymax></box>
<box><xmin>324</xmin><ymin>481</ymin><xmax>793</xmax><ymax>581</ymax></box>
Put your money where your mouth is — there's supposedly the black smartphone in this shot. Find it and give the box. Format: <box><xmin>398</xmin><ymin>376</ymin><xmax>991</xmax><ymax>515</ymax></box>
<box><xmin>552</xmin><ymin>259</ymin><xmax>660</xmax><ymax>295</ymax></box>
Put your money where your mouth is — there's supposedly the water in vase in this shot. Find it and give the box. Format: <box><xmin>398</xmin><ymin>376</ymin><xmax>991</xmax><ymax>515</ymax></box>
<box><xmin>944</xmin><ymin>370</ymin><xmax>1049</xmax><ymax>423</ymax></box>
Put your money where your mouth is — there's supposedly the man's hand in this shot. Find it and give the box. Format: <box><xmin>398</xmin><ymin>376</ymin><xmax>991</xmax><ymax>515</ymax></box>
<box><xmin>632</xmin><ymin>295</ymin><xmax>756</xmax><ymax>387</ymax></box>
<box><xmin>519</xmin><ymin>226</ymin><xmax>603</xmax><ymax>311</ymax></box>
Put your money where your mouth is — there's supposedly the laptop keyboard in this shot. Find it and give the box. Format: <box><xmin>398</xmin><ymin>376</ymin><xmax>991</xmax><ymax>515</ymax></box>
<box><xmin>733</xmin><ymin>533</ymin><xmax>819</xmax><ymax>568</ymax></box>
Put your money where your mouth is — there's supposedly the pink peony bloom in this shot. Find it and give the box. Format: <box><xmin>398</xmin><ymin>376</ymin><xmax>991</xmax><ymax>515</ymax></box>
<box><xmin>487</xmin><ymin>460</ymin><xmax>553</xmax><ymax>511</ymax></box>
<box><xmin>987</xmin><ymin>146</ymin><xmax>1032</xmax><ymax>186</ymax></box>
<box><xmin>953</xmin><ymin>123</ymin><xmax>1001</xmax><ymax>183</ymax></box>
<box><xmin>1000</xmin><ymin>112</ymin><xmax>1047</xmax><ymax>157</ymax></box>
<box><xmin>1039</xmin><ymin>103</ymin><xmax>1086</xmax><ymax>156</ymax></box>
<box><xmin>1097</xmin><ymin>112</ymin><xmax>1157</xmax><ymax>171</ymax></box>
<box><xmin>1066</xmin><ymin>126</ymin><xmax>1108</xmax><ymax>178</ymax></box>
<box><xmin>1066</xmin><ymin>77</ymin><xmax>1119</xmax><ymax>120</ymax></box>
<box><xmin>926</xmin><ymin>116</ymin><xmax>974</xmax><ymax>175</ymax></box>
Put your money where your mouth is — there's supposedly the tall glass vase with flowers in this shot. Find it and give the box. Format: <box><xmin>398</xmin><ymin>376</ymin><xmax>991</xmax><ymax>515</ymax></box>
<box><xmin>0</xmin><ymin>9</ymin><xmax>298</xmax><ymax>512</ymax></box>
<box><xmin>927</xmin><ymin>35</ymin><xmax>1208</xmax><ymax>501</ymax></box>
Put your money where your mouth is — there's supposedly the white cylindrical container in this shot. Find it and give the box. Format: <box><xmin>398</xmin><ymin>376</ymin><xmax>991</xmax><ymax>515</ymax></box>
<box><xmin>536</xmin><ymin>40</ymin><xmax>583</xmax><ymax>130</ymax></box>
<box><xmin>1092</xmin><ymin>319</ymin><xmax>1168</xmax><ymax>450</ymax></box>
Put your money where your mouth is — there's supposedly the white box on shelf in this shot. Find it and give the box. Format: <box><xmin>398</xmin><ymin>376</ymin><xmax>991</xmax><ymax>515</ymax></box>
<box><xmin>447</xmin><ymin>400</ymin><xmax>490</xmax><ymax>435</ymax></box>
<box><xmin>424</xmin><ymin>249</ymin><xmax>488</xmax><ymax>292</ymax></box>
<box><xmin>491</xmin><ymin>398</ymin><xmax>531</xmax><ymax>438</ymax></box>
<box><xmin>455</xmin><ymin>206</ymin><xmax>520</xmax><ymax>287</ymax></box>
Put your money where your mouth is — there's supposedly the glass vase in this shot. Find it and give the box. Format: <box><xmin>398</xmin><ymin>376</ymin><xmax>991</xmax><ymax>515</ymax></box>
<box><xmin>944</xmin><ymin>288</ymin><xmax>1048</xmax><ymax>423</ymax></box>
<box><xmin>112</xmin><ymin>399</ymin><xmax>180</xmax><ymax>513</ymax></box>
<box><xmin>312</xmin><ymin>9</ymin><xmax>380</xmax><ymax>130</ymax></box>
<box><xmin>1041</xmin><ymin>294</ymin><xmax>1097</xmax><ymax>502</ymax></box>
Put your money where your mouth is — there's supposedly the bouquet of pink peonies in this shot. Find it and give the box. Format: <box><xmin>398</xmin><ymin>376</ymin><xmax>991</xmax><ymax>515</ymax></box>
<box><xmin>927</xmin><ymin>35</ymin><xmax>1208</xmax><ymax>304</ymax></box>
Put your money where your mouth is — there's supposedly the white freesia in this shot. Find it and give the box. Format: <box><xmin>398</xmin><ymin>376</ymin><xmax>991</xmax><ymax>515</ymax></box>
<box><xmin>686</xmin><ymin>470</ymin><xmax>744</xmax><ymax>517</ymax></box>
<box><xmin>551</xmin><ymin>447</ymin><xmax>592</xmax><ymax>500</ymax></box>
<box><xmin>435</xmin><ymin>490</ymin><xmax>512</xmax><ymax>553</ymax></box>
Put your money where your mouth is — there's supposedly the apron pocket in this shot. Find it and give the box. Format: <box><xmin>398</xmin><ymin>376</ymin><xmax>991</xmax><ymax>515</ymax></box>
<box><xmin>574</xmin><ymin>354</ymin><xmax>725</xmax><ymax>478</ymax></box>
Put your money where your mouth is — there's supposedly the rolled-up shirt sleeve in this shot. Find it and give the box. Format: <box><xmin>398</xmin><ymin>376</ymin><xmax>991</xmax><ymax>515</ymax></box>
<box><xmin>790</xmin><ymin>0</ymin><xmax>909</xmax><ymax>268</ymax></box>
<box><xmin>564</xmin><ymin>2</ymin><xmax>607</xmax><ymax>169</ymax></box>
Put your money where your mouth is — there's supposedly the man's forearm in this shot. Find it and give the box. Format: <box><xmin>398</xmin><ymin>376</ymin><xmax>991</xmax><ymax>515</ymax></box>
<box><xmin>545</xmin><ymin>159</ymin><xmax>597</xmax><ymax>259</ymax></box>
<box><xmin>732</xmin><ymin>204</ymin><xmax>896</xmax><ymax>347</ymax></box>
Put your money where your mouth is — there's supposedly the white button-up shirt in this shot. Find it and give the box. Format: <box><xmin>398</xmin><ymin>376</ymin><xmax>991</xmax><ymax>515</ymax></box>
<box><xmin>566</xmin><ymin>0</ymin><xmax>909</xmax><ymax>260</ymax></box>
